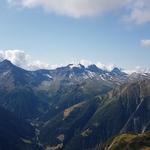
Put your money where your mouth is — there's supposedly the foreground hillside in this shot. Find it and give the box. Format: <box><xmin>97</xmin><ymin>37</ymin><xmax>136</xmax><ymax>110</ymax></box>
<box><xmin>40</xmin><ymin>79</ymin><xmax>150</xmax><ymax>150</ymax></box>
<box><xmin>0</xmin><ymin>106</ymin><xmax>42</xmax><ymax>150</ymax></box>
<box><xmin>92</xmin><ymin>132</ymin><xmax>150</xmax><ymax>150</ymax></box>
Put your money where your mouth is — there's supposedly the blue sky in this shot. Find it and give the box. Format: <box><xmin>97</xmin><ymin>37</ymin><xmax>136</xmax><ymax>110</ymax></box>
<box><xmin>0</xmin><ymin>0</ymin><xmax>150</xmax><ymax>70</ymax></box>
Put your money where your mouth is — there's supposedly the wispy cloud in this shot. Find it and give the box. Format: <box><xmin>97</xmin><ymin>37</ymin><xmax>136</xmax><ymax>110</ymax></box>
<box><xmin>123</xmin><ymin>0</ymin><xmax>150</xmax><ymax>24</ymax></box>
<box><xmin>7</xmin><ymin>0</ymin><xmax>127</xmax><ymax>18</ymax></box>
<box><xmin>141</xmin><ymin>39</ymin><xmax>150</xmax><ymax>48</ymax></box>
<box><xmin>124</xmin><ymin>67</ymin><xmax>149</xmax><ymax>74</ymax></box>
<box><xmin>7</xmin><ymin>0</ymin><xmax>150</xmax><ymax>24</ymax></box>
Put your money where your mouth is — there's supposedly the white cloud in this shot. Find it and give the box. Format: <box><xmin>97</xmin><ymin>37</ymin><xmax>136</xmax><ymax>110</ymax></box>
<box><xmin>141</xmin><ymin>39</ymin><xmax>150</xmax><ymax>48</ymax></box>
<box><xmin>123</xmin><ymin>0</ymin><xmax>150</xmax><ymax>24</ymax></box>
<box><xmin>96</xmin><ymin>62</ymin><xmax>116</xmax><ymax>71</ymax></box>
<box><xmin>0</xmin><ymin>50</ymin><xmax>56</xmax><ymax>70</ymax></box>
<box><xmin>123</xmin><ymin>66</ymin><xmax>150</xmax><ymax>74</ymax></box>
<box><xmin>7</xmin><ymin>0</ymin><xmax>150</xmax><ymax>24</ymax></box>
<box><xmin>79</xmin><ymin>59</ymin><xmax>92</xmax><ymax>67</ymax></box>
<box><xmin>7</xmin><ymin>0</ymin><xmax>130</xmax><ymax>18</ymax></box>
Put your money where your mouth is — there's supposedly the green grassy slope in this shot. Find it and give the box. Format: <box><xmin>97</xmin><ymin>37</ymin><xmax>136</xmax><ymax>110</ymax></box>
<box><xmin>92</xmin><ymin>132</ymin><xmax>150</xmax><ymax>150</ymax></box>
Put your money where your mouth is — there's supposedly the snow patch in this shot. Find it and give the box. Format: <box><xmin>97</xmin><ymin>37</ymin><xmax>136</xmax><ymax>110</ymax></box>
<box><xmin>45</xmin><ymin>74</ymin><xmax>52</xmax><ymax>79</ymax></box>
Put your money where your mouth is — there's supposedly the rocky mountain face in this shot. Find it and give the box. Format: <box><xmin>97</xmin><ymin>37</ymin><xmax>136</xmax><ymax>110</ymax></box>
<box><xmin>0</xmin><ymin>60</ymin><xmax>149</xmax><ymax>150</ymax></box>
<box><xmin>61</xmin><ymin>79</ymin><xmax>150</xmax><ymax>150</ymax></box>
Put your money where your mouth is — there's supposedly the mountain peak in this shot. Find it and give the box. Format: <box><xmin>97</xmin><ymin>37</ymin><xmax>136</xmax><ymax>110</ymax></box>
<box><xmin>111</xmin><ymin>67</ymin><xmax>125</xmax><ymax>75</ymax></box>
<box><xmin>0</xmin><ymin>59</ymin><xmax>17</xmax><ymax>76</ymax></box>
<box><xmin>87</xmin><ymin>64</ymin><xmax>104</xmax><ymax>73</ymax></box>
<box><xmin>0</xmin><ymin>60</ymin><xmax>15</xmax><ymax>70</ymax></box>
<box><xmin>111</xmin><ymin>67</ymin><xmax>121</xmax><ymax>72</ymax></box>
<box><xmin>1</xmin><ymin>59</ymin><xmax>12</xmax><ymax>66</ymax></box>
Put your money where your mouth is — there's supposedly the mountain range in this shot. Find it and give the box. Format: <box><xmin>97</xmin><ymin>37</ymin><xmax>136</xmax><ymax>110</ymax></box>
<box><xmin>0</xmin><ymin>59</ymin><xmax>149</xmax><ymax>150</ymax></box>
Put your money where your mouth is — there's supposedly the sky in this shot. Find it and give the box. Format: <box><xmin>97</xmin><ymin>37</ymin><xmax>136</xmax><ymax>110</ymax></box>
<box><xmin>0</xmin><ymin>0</ymin><xmax>150</xmax><ymax>71</ymax></box>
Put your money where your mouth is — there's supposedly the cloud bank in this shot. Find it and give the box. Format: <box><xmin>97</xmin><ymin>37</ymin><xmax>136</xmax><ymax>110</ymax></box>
<box><xmin>0</xmin><ymin>50</ymin><xmax>118</xmax><ymax>71</ymax></box>
<box><xmin>0</xmin><ymin>50</ymin><xmax>55</xmax><ymax>70</ymax></box>
<box><xmin>7</xmin><ymin>0</ymin><xmax>150</xmax><ymax>24</ymax></box>
<box><xmin>0</xmin><ymin>50</ymin><xmax>149</xmax><ymax>74</ymax></box>
<box><xmin>141</xmin><ymin>39</ymin><xmax>150</xmax><ymax>48</ymax></box>
<box><xmin>8</xmin><ymin>0</ymin><xmax>127</xmax><ymax>18</ymax></box>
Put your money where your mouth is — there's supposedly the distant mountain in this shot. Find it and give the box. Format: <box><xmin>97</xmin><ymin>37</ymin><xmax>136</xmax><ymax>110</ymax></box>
<box><xmin>0</xmin><ymin>60</ymin><xmax>128</xmax><ymax>83</ymax></box>
<box><xmin>0</xmin><ymin>59</ymin><xmax>149</xmax><ymax>92</ymax></box>
<box><xmin>0</xmin><ymin>60</ymin><xmax>52</xmax><ymax>90</ymax></box>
